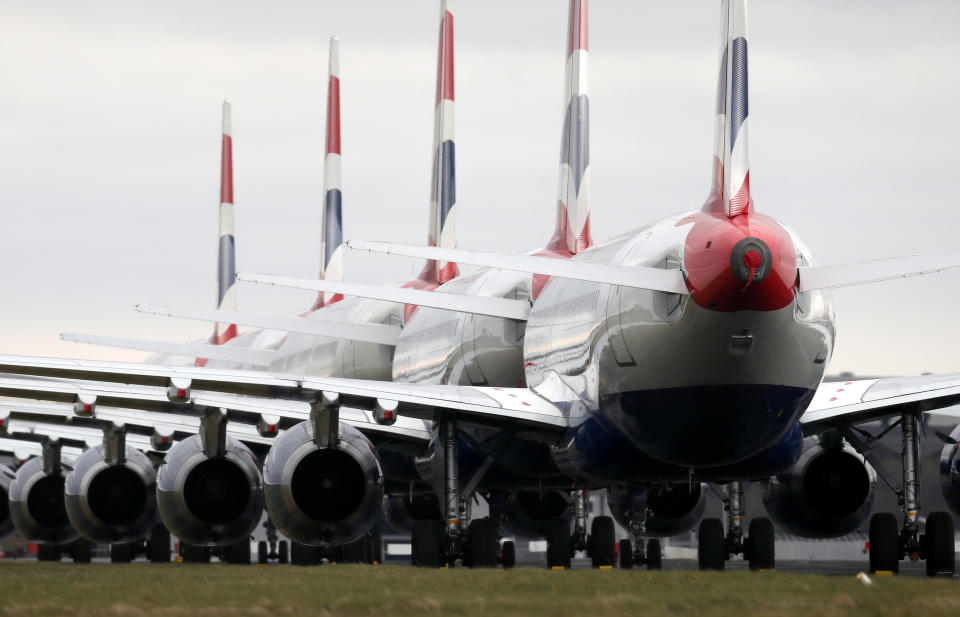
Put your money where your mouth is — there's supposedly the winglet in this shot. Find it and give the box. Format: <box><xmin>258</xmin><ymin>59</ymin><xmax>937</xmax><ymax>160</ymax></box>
<box><xmin>703</xmin><ymin>0</ymin><xmax>752</xmax><ymax>218</ymax></box>
<box><xmin>548</xmin><ymin>0</ymin><xmax>592</xmax><ymax>254</ymax></box>
<box><xmin>214</xmin><ymin>100</ymin><xmax>239</xmax><ymax>343</ymax></box>
<box><xmin>419</xmin><ymin>0</ymin><xmax>458</xmax><ymax>286</ymax></box>
<box><xmin>314</xmin><ymin>37</ymin><xmax>345</xmax><ymax>310</ymax></box>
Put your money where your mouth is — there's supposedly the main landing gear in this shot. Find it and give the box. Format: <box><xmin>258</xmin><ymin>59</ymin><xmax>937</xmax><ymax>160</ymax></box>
<box><xmin>256</xmin><ymin>518</ymin><xmax>288</xmax><ymax>565</ymax></box>
<box><xmin>865</xmin><ymin>409</ymin><xmax>955</xmax><ymax>576</ymax></box>
<box><xmin>616</xmin><ymin>501</ymin><xmax>662</xmax><ymax>570</ymax></box>
<box><xmin>697</xmin><ymin>482</ymin><xmax>775</xmax><ymax>571</ymax></box>
<box><xmin>410</xmin><ymin>417</ymin><xmax>505</xmax><ymax>568</ymax></box>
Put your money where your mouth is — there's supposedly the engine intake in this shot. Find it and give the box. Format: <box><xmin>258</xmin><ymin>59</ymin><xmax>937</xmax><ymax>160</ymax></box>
<box><xmin>761</xmin><ymin>437</ymin><xmax>876</xmax><ymax>538</ymax></box>
<box><xmin>607</xmin><ymin>483</ymin><xmax>706</xmax><ymax>537</ymax></box>
<box><xmin>64</xmin><ymin>445</ymin><xmax>158</xmax><ymax>543</ymax></box>
<box><xmin>7</xmin><ymin>457</ymin><xmax>78</xmax><ymax>544</ymax></box>
<box><xmin>264</xmin><ymin>421</ymin><xmax>382</xmax><ymax>546</ymax></box>
<box><xmin>156</xmin><ymin>435</ymin><xmax>263</xmax><ymax>546</ymax></box>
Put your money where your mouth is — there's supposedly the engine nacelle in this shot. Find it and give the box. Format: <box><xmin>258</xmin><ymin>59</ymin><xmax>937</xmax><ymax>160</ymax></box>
<box><xmin>64</xmin><ymin>445</ymin><xmax>158</xmax><ymax>543</ymax></box>
<box><xmin>156</xmin><ymin>435</ymin><xmax>263</xmax><ymax>546</ymax></box>
<box><xmin>0</xmin><ymin>464</ymin><xmax>16</xmax><ymax>540</ymax></box>
<box><xmin>7</xmin><ymin>457</ymin><xmax>78</xmax><ymax>544</ymax></box>
<box><xmin>761</xmin><ymin>437</ymin><xmax>876</xmax><ymax>538</ymax></box>
<box><xmin>264</xmin><ymin>421</ymin><xmax>383</xmax><ymax>546</ymax></box>
<box><xmin>488</xmin><ymin>490</ymin><xmax>570</xmax><ymax>538</ymax></box>
<box><xmin>938</xmin><ymin>425</ymin><xmax>960</xmax><ymax>515</ymax></box>
<box><xmin>607</xmin><ymin>483</ymin><xmax>707</xmax><ymax>537</ymax></box>
<box><xmin>383</xmin><ymin>493</ymin><xmax>441</xmax><ymax>534</ymax></box>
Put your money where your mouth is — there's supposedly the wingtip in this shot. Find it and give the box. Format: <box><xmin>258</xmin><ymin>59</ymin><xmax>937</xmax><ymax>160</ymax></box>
<box><xmin>221</xmin><ymin>100</ymin><xmax>232</xmax><ymax>137</ymax></box>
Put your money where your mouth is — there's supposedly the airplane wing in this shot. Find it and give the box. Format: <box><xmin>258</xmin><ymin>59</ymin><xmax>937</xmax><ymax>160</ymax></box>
<box><xmin>0</xmin><ymin>355</ymin><xmax>569</xmax><ymax>437</ymax></box>
<box><xmin>798</xmin><ymin>249</ymin><xmax>960</xmax><ymax>292</ymax></box>
<box><xmin>61</xmin><ymin>333</ymin><xmax>276</xmax><ymax>366</ymax></box>
<box><xmin>135</xmin><ymin>304</ymin><xmax>402</xmax><ymax>347</ymax></box>
<box><xmin>238</xmin><ymin>273</ymin><xmax>531</xmax><ymax>321</ymax></box>
<box><xmin>344</xmin><ymin>239</ymin><xmax>690</xmax><ymax>294</ymax></box>
<box><xmin>800</xmin><ymin>374</ymin><xmax>960</xmax><ymax>435</ymax></box>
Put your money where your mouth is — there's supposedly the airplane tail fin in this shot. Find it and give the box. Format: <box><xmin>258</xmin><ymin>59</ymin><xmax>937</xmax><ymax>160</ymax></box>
<box><xmin>703</xmin><ymin>0</ymin><xmax>752</xmax><ymax>218</ymax></box>
<box><xmin>213</xmin><ymin>100</ymin><xmax>238</xmax><ymax>344</ymax></box>
<box><xmin>548</xmin><ymin>0</ymin><xmax>592</xmax><ymax>255</ymax></box>
<box><xmin>417</xmin><ymin>0</ymin><xmax>458</xmax><ymax>286</ymax></box>
<box><xmin>313</xmin><ymin>37</ymin><xmax>345</xmax><ymax>310</ymax></box>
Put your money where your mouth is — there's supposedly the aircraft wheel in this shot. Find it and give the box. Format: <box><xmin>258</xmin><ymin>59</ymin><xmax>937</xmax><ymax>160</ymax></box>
<box><xmin>148</xmin><ymin>525</ymin><xmax>170</xmax><ymax>563</ymax></box>
<box><xmin>37</xmin><ymin>543</ymin><xmax>61</xmax><ymax>562</ymax></box>
<box><xmin>747</xmin><ymin>518</ymin><xmax>775</xmax><ymax>570</ymax></box>
<box><xmin>546</xmin><ymin>517</ymin><xmax>571</xmax><ymax>569</ymax></box>
<box><xmin>501</xmin><ymin>540</ymin><xmax>516</xmax><ymax>569</ymax></box>
<box><xmin>590</xmin><ymin>516</ymin><xmax>615</xmax><ymax>568</ymax></box>
<box><xmin>411</xmin><ymin>519</ymin><xmax>443</xmax><ymax>568</ymax></box>
<box><xmin>868</xmin><ymin>513</ymin><xmax>899</xmax><ymax>574</ymax></box>
<box><xmin>466</xmin><ymin>519</ymin><xmax>498</xmax><ymax>568</ymax></box>
<box><xmin>182</xmin><ymin>543</ymin><xmax>210</xmax><ymax>563</ymax></box>
<box><xmin>924</xmin><ymin>511</ymin><xmax>955</xmax><ymax>576</ymax></box>
<box><xmin>277</xmin><ymin>540</ymin><xmax>288</xmax><ymax>564</ymax></box>
<box><xmin>257</xmin><ymin>541</ymin><xmax>268</xmax><ymax>564</ymax></box>
<box><xmin>71</xmin><ymin>539</ymin><xmax>92</xmax><ymax>564</ymax></box>
<box><xmin>618</xmin><ymin>540</ymin><xmax>633</xmax><ymax>569</ymax></box>
<box><xmin>339</xmin><ymin>536</ymin><xmax>368</xmax><ymax>563</ymax></box>
<box><xmin>697</xmin><ymin>518</ymin><xmax>725</xmax><ymax>571</ymax></box>
<box><xmin>110</xmin><ymin>542</ymin><xmax>135</xmax><ymax>563</ymax></box>
<box><xmin>646</xmin><ymin>538</ymin><xmax>662</xmax><ymax>570</ymax></box>
<box><xmin>223</xmin><ymin>539</ymin><xmax>251</xmax><ymax>565</ymax></box>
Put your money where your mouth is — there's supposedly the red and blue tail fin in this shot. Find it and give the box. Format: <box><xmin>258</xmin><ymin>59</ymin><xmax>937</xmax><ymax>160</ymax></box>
<box><xmin>314</xmin><ymin>37</ymin><xmax>345</xmax><ymax>310</ymax></box>
<box><xmin>214</xmin><ymin>100</ymin><xmax>238</xmax><ymax>343</ymax></box>
<box><xmin>548</xmin><ymin>0</ymin><xmax>592</xmax><ymax>255</ymax></box>
<box><xmin>704</xmin><ymin>0</ymin><xmax>752</xmax><ymax>217</ymax></box>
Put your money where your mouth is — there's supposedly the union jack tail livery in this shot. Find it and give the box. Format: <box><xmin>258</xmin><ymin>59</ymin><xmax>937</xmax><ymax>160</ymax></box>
<box><xmin>422</xmin><ymin>0</ymin><xmax>457</xmax><ymax>285</ymax></box>
<box><xmin>549</xmin><ymin>0</ymin><xmax>592</xmax><ymax>255</ymax></box>
<box><xmin>705</xmin><ymin>0</ymin><xmax>752</xmax><ymax>218</ymax></box>
<box><xmin>314</xmin><ymin>37</ymin><xmax>345</xmax><ymax>310</ymax></box>
<box><xmin>211</xmin><ymin>100</ymin><xmax>238</xmax><ymax>346</ymax></box>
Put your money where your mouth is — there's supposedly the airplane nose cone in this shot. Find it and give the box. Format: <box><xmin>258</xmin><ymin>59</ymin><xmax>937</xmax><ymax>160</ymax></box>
<box><xmin>730</xmin><ymin>237</ymin><xmax>772</xmax><ymax>286</ymax></box>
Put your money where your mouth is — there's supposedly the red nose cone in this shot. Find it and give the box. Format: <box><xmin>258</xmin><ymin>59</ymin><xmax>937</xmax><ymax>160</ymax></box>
<box><xmin>681</xmin><ymin>212</ymin><xmax>797</xmax><ymax>312</ymax></box>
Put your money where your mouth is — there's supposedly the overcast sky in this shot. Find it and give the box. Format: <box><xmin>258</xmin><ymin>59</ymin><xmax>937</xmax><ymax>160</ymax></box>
<box><xmin>2</xmin><ymin>1</ymin><xmax>959</xmax><ymax>376</ymax></box>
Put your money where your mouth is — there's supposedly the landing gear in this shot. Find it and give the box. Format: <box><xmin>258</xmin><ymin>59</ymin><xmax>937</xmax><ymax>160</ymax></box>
<box><xmin>697</xmin><ymin>482</ymin><xmax>776</xmax><ymax>571</ymax></box>
<box><xmin>545</xmin><ymin>489</ymin><xmax>614</xmax><ymax>570</ymax></box>
<box><xmin>110</xmin><ymin>542</ymin><xmax>135</xmax><ymax>563</ymax></box>
<box><xmin>617</xmin><ymin>501</ymin><xmax>663</xmax><ymax>569</ymax></box>
<box><xmin>221</xmin><ymin>539</ymin><xmax>251</xmax><ymax>564</ymax></box>
<box><xmin>923</xmin><ymin>511</ymin><xmax>955</xmax><ymax>576</ymax></box>
<box><xmin>646</xmin><ymin>539</ymin><xmax>662</xmax><ymax>570</ymax></box>
<box><xmin>412</xmin><ymin>519</ymin><xmax>444</xmax><ymax>567</ymax></box>
<box><xmin>148</xmin><ymin>524</ymin><xmax>171</xmax><ymax>563</ymax></box>
<box><xmin>589</xmin><ymin>516</ymin><xmax>615</xmax><ymax>568</ymax></box>
<box><xmin>70</xmin><ymin>539</ymin><xmax>92</xmax><ymax>564</ymax></box>
<box><xmin>546</xmin><ymin>517</ymin><xmax>571</xmax><ymax>569</ymax></box>
<box><xmin>868</xmin><ymin>512</ymin><xmax>899</xmax><ymax>574</ymax></box>
<box><xmin>465</xmin><ymin>519</ymin><xmax>498</xmax><ymax>568</ymax></box>
<box><xmin>500</xmin><ymin>540</ymin><xmax>516</xmax><ymax>569</ymax></box>
<box><xmin>181</xmin><ymin>543</ymin><xmax>210</xmax><ymax>563</ymax></box>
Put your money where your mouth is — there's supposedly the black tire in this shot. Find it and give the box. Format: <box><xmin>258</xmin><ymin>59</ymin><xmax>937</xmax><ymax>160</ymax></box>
<box><xmin>148</xmin><ymin>525</ymin><xmax>170</xmax><ymax>563</ymax></box>
<box><xmin>466</xmin><ymin>519</ymin><xmax>499</xmax><ymax>568</ymax></box>
<box><xmin>412</xmin><ymin>519</ymin><xmax>444</xmax><ymax>568</ymax></box>
<box><xmin>697</xmin><ymin>518</ymin><xmax>725</xmax><ymax>571</ymax></box>
<box><xmin>590</xmin><ymin>516</ymin><xmax>615</xmax><ymax>568</ymax></box>
<box><xmin>924</xmin><ymin>511</ymin><xmax>955</xmax><ymax>576</ymax></box>
<box><xmin>868</xmin><ymin>512</ymin><xmax>899</xmax><ymax>574</ymax></box>
<box><xmin>339</xmin><ymin>536</ymin><xmax>368</xmax><ymax>563</ymax></box>
<box><xmin>501</xmin><ymin>540</ymin><xmax>516</xmax><ymax>569</ymax></box>
<box><xmin>111</xmin><ymin>542</ymin><xmax>135</xmax><ymax>563</ymax></box>
<box><xmin>546</xmin><ymin>517</ymin><xmax>571</xmax><ymax>569</ymax></box>
<box><xmin>182</xmin><ymin>543</ymin><xmax>211</xmax><ymax>563</ymax></box>
<box><xmin>37</xmin><ymin>543</ymin><xmax>61</xmax><ymax>562</ymax></box>
<box><xmin>618</xmin><ymin>540</ymin><xmax>633</xmax><ymax>569</ymax></box>
<box><xmin>71</xmin><ymin>539</ymin><xmax>92</xmax><ymax>564</ymax></box>
<box><xmin>277</xmin><ymin>541</ymin><xmax>288</xmax><ymax>564</ymax></box>
<box><xmin>747</xmin><ymin>518</ymin><xmax>775</xmax><ymax>570</ymax></box>
<box><xmin>292</xmin><ymin>542</ymin><xmax>319</xmax><ymax>566</ymax></box>
<box><xmin>223</xmin><ymin>539</ymin><xmax>251</xmax><ymax>565</ymax></box>
<box><xmin>646</xmin><ymin>538</ymin><xmax>662</xmax><ymax>570</ymax></box>
<box><xmin>257</xmin><ymin>541</ymin><xmax>268</xmax><ymax>564</ymax></box>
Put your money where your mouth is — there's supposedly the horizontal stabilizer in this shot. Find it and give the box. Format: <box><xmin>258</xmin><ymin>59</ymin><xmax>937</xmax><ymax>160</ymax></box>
<box><xmin>60</xmin><ymin>333</ymin><xmax>276</xmax><ymax>367</ymax></box>
<box><xmin>135</xmin><ymin>304</ymin><xmax>401</xmax><ymax>346</ymax></box>
<box><xmin>238</xmin><ymin>273</ymin><xmax>531</xmax><ymax>320</ymax></box>
<box><xmin>345</xmin><ymin>240</ymin><xmax>690</xmax><ymax>294</ymax></box>
<box><xmin>798</xmin><ymin>249</ymin><xmax>960</xmax><ymax>292</ymax></box>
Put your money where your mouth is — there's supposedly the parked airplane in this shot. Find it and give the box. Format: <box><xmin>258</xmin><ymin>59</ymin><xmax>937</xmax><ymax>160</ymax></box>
<box><xmin>6</xmin><ymin>0</ymin><xmax>960</xmax><ymax>576</ymax></box>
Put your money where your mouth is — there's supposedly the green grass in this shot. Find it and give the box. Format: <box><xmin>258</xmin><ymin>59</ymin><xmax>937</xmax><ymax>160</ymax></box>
<box><xmin>0</xmin><ymin>563</ymin><xmax>958</xmax><ymax>617</ymax></box>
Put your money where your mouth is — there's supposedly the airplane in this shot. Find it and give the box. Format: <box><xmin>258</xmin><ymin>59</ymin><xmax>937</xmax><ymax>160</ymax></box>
<box><xmin>5</xmin><ymin>0</ymin><xmax>960</xmax><ymax>576</ymax></box>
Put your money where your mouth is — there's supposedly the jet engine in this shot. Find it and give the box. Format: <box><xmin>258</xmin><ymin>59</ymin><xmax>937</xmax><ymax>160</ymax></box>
<box><xmin>7</xmin><ymin>456</ymin><xmax>78</xmax><ymax>544</ymax></box>
<box><xmin>761</xmin><ymin>436</ymin><xmax>876</xmax><ymax>538</ymax></box>
<box><xmin>488</xmin><ymin>490</ymin><xmax>571</xmax><ymax>538</ymax></box>
<box><xmin>938</xmin><ymin>425</ymin><xmax>960</xmax><ymax>514</ymax></box>
<box><xmin>607</xmin><ymin>483</ymin><xmax>707</xmax><ymax>537</ymax></box>
<box><xmin>0</xmin><ymin>464</ymin><xmax>17</xmax><ymax>539</ymax></box>
<box><xmin>264</xmin><ymin>421</ymin><xmax>383</xmax><ymax>546</ymax></box>
<box><xmin>156</xmin><ymin>434</ymin><xmax>263</xmax><ymax>546</ymax></box>
<box><xmin>64</xmin><ymin>445</ymin><xmax>158</xmax><ymax>543</ymax></box>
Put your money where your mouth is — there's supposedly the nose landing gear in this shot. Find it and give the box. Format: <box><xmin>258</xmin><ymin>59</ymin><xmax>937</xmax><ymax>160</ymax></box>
<box><xmin>697</xmin><ymin>482</ymin><xmax>775</xmax><ymax>570</ymax></box>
